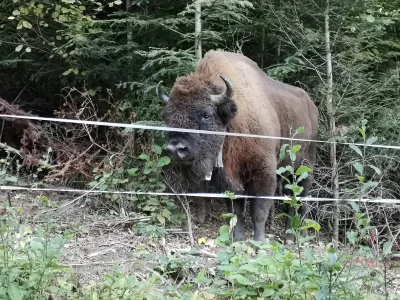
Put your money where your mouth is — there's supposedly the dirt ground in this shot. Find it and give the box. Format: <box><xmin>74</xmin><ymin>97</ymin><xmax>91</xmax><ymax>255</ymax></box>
<box><xmin>2</xmin><ymin>190</ymin><xmax>400</xmax><ymax>295</ymax></box>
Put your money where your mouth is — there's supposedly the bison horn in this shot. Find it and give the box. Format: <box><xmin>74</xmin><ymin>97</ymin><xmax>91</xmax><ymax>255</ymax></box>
<box><xmin>210</xmin><ymin>75</ymin><xmax>234</xmax><ymax>105</ymax></box>
<box><xmin>156</xmin><ymin>81</ymin><xmax>169</xmax><ymax>103</ymax></box>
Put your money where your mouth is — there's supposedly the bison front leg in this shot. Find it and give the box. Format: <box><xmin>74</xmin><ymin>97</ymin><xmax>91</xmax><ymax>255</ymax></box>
<box><xmin>249</xmin><ymin>169</ymin><xmax>276</xmax><ymax>242</ymax></box>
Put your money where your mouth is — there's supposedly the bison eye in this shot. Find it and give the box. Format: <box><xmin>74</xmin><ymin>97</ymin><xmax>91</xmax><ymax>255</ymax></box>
<box><xmin>202</xmin><ymin>114</ymin><xmax>211</xmax><ymax>121</ymax></box>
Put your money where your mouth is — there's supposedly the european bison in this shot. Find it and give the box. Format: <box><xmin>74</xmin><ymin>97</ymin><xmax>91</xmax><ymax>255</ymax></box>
<box><xmin>157</xmin><ymin>50</ymin><xmax>318</xmax><ymax>242</ymax></box>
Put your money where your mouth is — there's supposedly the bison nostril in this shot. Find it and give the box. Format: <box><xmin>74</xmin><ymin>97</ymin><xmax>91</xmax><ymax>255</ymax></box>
<box><xmin>176</xmin><ymin>146</ymin><xmax>188</xmax><ymax>159</ymax></box>
<box><xmin>167</xmin><ymin>142</ymin><xmax>191</xmax><ymax>160</ymax></box>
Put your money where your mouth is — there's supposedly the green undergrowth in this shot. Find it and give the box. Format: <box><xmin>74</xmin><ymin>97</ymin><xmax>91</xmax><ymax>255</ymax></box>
<box><xmin>1</xmin><ymin>126</ymin><xmax>399</xmax><ymax>299</ymax></box>
<box><xmin>0</xmin><ymin>202</ymin><xmax>399</xmax><ymax>300</ymax></box>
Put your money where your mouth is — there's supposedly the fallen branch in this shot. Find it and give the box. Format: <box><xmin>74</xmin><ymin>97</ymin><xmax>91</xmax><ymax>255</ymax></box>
<box><xmin>0</xmin><ymin>142</ymin><xmax>21</xmax><ymax>156</ymax></box>
<box><xmin>170</xmin><ymin>248</ymin><xmax>217</xmax><ymax>258</ymax></box>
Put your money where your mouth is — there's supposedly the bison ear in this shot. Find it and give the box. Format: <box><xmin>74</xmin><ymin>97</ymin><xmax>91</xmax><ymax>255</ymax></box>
<box><xmin>216</xmin><ymin>100</ymin><xmax>237</xmax><ymax>126</ymax></box>
<box><xmin>156</xmin><ymin>81</ymin><xmax>169</xmax><ymax>104</ymax></box>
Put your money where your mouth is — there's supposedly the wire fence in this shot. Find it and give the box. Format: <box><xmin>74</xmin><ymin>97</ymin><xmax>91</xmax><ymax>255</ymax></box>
<box><xmin>1</xmin><ymin>113</ymin><xmax>400</xmax><ymax>205</ymax></box>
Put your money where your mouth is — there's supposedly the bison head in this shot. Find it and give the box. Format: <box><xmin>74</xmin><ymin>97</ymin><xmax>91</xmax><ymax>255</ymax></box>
<box><xmin>157</xmin><ymin>75</ymin><xmax>237</xmax><ymax>181</ymax></box>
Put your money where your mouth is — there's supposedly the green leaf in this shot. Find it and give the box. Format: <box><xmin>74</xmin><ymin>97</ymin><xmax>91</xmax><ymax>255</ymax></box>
<box><xmin>279</xmin><ymin>144</ymin><xmax>288</xmax><ymax>160</ymax></box>
<box><xmin>62</xmin><ymin>68</ymin><xmax>72</xmax><ymax>76</ymax></box>
<box><xmin>295</xmin><ymin>165</ymin><xmax>312</xmax><ymax>176</ymax></box>
<box><xmin>353</xmin><ymin>162</ymin><xmax>364</xmax><ymax>175</ymax></box>
<box><xmin>156</xmin><ymin>215</ymin><xmax>165</xmax><ymax>224</ymax></box>
<box><xmin>239</xmin><ymin>263</ymin><xmax>259</xmax><ymax>273</ymax></box>
<box><xmin>366</xmin><ymin>15</ymin><xmax>375</xmax><ymax>23</ymax></box>
<box><xmin>229</xmin><ymin>274</ymin><xmax>253</xmax><ymax>286</ymax></box>
<box><xmin>229</xmin><ymin>215</ymin><xmax>237</xmax><ymax>231</ymax></box>
<box><xmin>127</xmin><ymin>168</ymin><xmax>138</xmax><ymax>176</ymax></box>
<box><xmin>153</xmin><ymin>145</ymin><xmax>162</xmax><ymax>155</ymax></box>
<box><xmin>291</xmin><ymin>215</ymin><xmax>301</xmax><ymax>229</ymax></box>
<box><xmin>22</xmin><ymin>20</ymin><xmax>32</xmax><ymax>29</ymax></box>
<box><xmin>276</xmin><ymin>167</ymin><xmax>287</xmax><ymax>176</ymax></box>
<box><xmin>25</xmin><ymin>47</ymin><xmax>31</xmax><ymax>53</ymax></box>
<box><xmin>138</xmin><ymin>153</ymin><xmax>149</xmax><ymax>161</ymax></box>
<box><xmin>15</xmin><ymin>44</ymin><xmax>23</xmax><ymax>52</ymax></box>
<box><xmin>300</xmin><ymin>219</ymin><xmax>321</xmax><ymax>231</ymax></box>
<box><xmin>194</xmin><ymin>270</ymin><xmax>211</xmax><ymax>285</ymax></box>
<box><xmin>366</xmin><ymin>136</ymin><xmax>378</xmax><ymax>146</ymax></box>
<box><xmin>291</xmin><ymin>144</ymin><xmax>301</xmax><ymax>154</ymax></box>
<box><xmin>349</xmin><ymin>144</ymin><xmax>363</xmax><ymax>157</ymax></box>
<box><xmin>358</xmin><ymin>127</ymin><xmax>366</xmax><ymax>139</ymax></box>
<box><xmin>156</xmin><ymin>156</ymin><xmax>171</xmax><ymax>167</ymax></box>
<box><xmin>347</xmin><ymin>231</ymin><xmax>358</xmax><ymax>244</ymax></box>
<box><xmin>383</xmin><ymin>241</ymin><xmax>392</xmax><ymax>256</ymax></box>
<box><xmin>295</xmin><ymin>126</ymin><xmax>305</xmax><ymax>135</ymax></box>
<box><xmin>327</xmin><ymin>251</ymin><xmax>337</xmax><ymax>266</ymax></box>
<box><xmin>39</xmin><ymin>195</ymin><xmax>48</xmax><ymax>203</ymax></box>
<box><xmin>348</xmin><ymin>201</ymin><xmax>360</xmax><ymax>213</ymax></box>
<box><xmin>362</xmin><ymin>181</ymin><xmax>378</xmax><ymax>192</ymax></box>
<box><xmin>12</xmin><ymin>10</ymin><xmax>20</xmax><ymax>16</ymax></box>
<box><xmin>356</xmin><ymin>175</ymin><xmax>365</xmax><ymax>182</ymax></box>
<box><xmin>369</xmin><ymin>165</ymin><xmax>382</xmax><ymax>175</ymax></box>
<box><xmin>292</xmin><ymin>185</ymin><xmax>303</xmax><ymax>196</ymax></box>
<box><xmin>296</xmin><ymin>171</ymin><xmax>309</xmax><ymax>183</ymax></box>
<box><xmin>8</xmin><ymin>283</ymin><xmax>23</xmax><ymax>300</ymax></box>
<box><xmin>114</xmin><ymin>0</ymin><xmax>123</xmax><ymax>4</ymax></box>
<box><xmin>6</xmin><ymin>176</ymin><xmax>17</xmax><ymax>182</ymax></box>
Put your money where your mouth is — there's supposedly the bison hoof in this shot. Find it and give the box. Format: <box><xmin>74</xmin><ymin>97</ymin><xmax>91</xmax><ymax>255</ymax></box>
<box><xmin>197</xmin><ymin>213</ymin><xmax>206</xmax><ymax>224</ymax></box>
<box><xmin>253</xmin><ymin>234</ymin><xmax>266</xmax><ymax>243</ymax></box>
<box><xmin>233</xmin><ymin>232</ymin><xmax>246</xmax><ymax>242</ymax></box>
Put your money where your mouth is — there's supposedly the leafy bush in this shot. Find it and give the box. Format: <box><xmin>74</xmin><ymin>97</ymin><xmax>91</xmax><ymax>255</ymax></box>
<box><xmin>89</xmin><ymin>143</ymin><xmax>185</xmax><ymax>230</ymax></box>
<box><xmin>0</xmin><ymin>207</ymin><xmax>74</xmax><ymax>299</ymax></box>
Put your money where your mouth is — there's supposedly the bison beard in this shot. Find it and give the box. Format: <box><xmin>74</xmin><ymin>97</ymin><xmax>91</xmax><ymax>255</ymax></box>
<box><xmin>157</xmin><ymin>50</ymin><xmax>319</xmax><ymax>243</ymax></box>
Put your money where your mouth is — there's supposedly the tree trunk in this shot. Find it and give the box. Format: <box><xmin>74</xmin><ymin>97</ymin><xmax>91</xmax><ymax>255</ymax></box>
<box><xmin>126</xmin><ymin>0</ymin><xmax>133</xmax><ymax>45</ymax></box>
<box><xmin>194</xmin><ymin>0</ymin><xmax>202</xmax><ymax>60</ymax></box>
<box><xmin>261</xmin><ymin>28</ymin><xmax>265</xmax><ymax>69</ymax></box>
<box><xmin>325</xmin><ymin>0</ymin><xmax>339</xmax><ymax>246</ymax></box>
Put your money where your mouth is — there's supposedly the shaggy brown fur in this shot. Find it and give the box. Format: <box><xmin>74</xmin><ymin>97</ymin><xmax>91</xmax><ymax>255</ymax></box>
<box><xmin>161</xmin><ymin>50</ymin><xmax>319</xmax><ymax>242</ymax></box>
